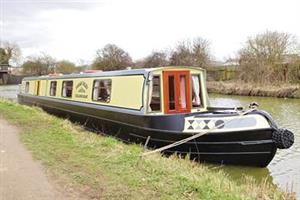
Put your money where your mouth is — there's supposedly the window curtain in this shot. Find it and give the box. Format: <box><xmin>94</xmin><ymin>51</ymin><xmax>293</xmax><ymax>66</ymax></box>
<box><xmin>180</xmin><ymin>76</ymin><xmax>187</xmax><ymax>109</ymax></box>
<box><xmin>104</xmin><ymin>80</ymin><xmax>111</xmax><ymax>96</ymax></box>
<box><xmin>148</xmin><ymin>79</ymin><xmax>153</xmax><ymax>112</ymax></box>
<box><xmin>62</xmin><ymin>82</ymin><xmax>67</xmax><ymax>97</ymax></box>
<box><xmin>50</xmin><ymin>82</ymin><xmax>54</xmax><ymax>95</ymax></box>
<box><xmin>93</xmin><ymin>81</ymin><xmax>100</xmax><ymax>100</ymax></box>
<box><xmin>192</xmin><ymin>75</ymin><xmax>201</xmax><ymax>106</ymax></box>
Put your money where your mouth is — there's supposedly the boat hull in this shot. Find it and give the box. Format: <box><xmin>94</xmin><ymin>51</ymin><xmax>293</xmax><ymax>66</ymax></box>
<box><xmin>18</xmin><ymin>94</ymin><xmax>277</xmax><ymax>167</ymax></box>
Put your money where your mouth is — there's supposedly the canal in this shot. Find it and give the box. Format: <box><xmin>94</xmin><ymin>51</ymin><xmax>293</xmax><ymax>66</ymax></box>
<box><xmin>0</xmin><ymin>85</ymin><xmax>19</xmax><ymax>102</ymax></box>
<box><xmin>210</xmin><ymin>93</ymin><xmax>300</xmax><ymax>198</ymax></box>
<box><xmin>1</xmin><ymin>85</ymin><xmax>299</xmax><ymax>198</ymax></box>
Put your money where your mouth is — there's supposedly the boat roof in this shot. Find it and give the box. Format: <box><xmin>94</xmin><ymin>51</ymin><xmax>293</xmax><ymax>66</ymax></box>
<box><xmin>23</xmin><ymin>66</ymin><xmax>204</xmax><ymax>81</ymax></box>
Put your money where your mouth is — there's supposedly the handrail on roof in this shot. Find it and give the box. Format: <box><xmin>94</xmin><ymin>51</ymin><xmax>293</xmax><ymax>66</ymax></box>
<box><xmin>48</xmin><ymin>73</ymin><xmax>63</xmax><ymax>77</ymax></box>
<box><xmin>80</xmin><ymin>70</ymin><xmax>102</xmax><ymax>74</ymax></box>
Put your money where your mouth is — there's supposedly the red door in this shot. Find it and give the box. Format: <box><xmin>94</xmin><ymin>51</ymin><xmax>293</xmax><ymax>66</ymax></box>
<box><xmin>163</xmin><ymin>71</ymin><xmax>191</xmax><ymax>114</ymax></box>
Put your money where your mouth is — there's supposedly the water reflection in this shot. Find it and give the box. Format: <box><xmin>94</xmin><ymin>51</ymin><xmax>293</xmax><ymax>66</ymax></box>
<box><xmin>0</xmin><ymin>85</ymin><xmax>19</xmax><ymax>102</ymax></box>
<box><xmin>210</xmin><ymin>93</ymin><xmax>300</xmax><ymax>198</ymax></box>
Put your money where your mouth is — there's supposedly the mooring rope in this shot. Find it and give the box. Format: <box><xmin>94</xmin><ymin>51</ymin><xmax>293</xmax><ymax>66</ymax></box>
<box><xmin>142</xmin><ymin>108</ymin><xmax>256</xmax><ymax>157</ymax></box>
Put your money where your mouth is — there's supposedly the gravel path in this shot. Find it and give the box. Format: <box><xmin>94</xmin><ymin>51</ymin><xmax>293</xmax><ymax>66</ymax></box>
<box><xmin>0</xmin><ymin>118</ymin><xmax>68</xmax><ymax>200</ymax></box>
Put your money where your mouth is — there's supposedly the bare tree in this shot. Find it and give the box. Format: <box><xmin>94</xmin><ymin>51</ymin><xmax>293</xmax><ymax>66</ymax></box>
<box><xmin>193</xmin><ymin>37</ymin><xmax>211</xmax><ymax>67</ymax></box>
<box><xmin>0</xmin><ymin>41</ymin><xmax>21</xmax><ymax>65</ymax></box>
<box><xmin>56</xmin><ymin>60</ymin><xmax>77</xmax><ymax>74</ymax></box>
<box><xmin>238</xmin><ymin>31</ymin><xmax>300</xmax><ymax>83</ymax></box>
<box><xmin>92</xmin><ymin>44</ymin><xmax>132</xmax><ymax>71</ymax></box>
<box><xmin>170</xmin><ymin>37</ymin><xmax>211</xmax><ymax>68</ymax></box>
<box><xmin>22</xmin><ymin>53</ymin><xmax>56</xmax><ymax>75</ymax></box>
<box><xmin>142</xmin><ymin>51</ymin><xmax>169</xmax><ymax>68</ymax></box>
<box><xmin>240</xmin><ymin>31</ymin><xmax>297</xmax><ymax>64</ymax></box>
<box><xmin>170</xmin><ymin>40</ymin><xmax>193</xmax><ymax>66</ymax></box>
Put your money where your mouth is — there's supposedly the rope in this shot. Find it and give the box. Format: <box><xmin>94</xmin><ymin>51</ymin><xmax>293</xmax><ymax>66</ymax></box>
<box><xmin>142</xmin><ymin>108</ymin><xmax>256</xmax><ymax>157</ymax></box>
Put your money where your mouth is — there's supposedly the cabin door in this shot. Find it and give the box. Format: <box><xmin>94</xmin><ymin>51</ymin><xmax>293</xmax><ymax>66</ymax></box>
<box><xmin>163</xmin><ymin>71</ymin><xmax>191</xmax><ymax>114</ymax></box>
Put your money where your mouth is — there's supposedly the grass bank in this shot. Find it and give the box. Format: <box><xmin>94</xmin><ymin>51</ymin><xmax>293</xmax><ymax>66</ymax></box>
<box><xmin>207</xmin><ymin>81</ymin><xmax>300</xmax><ymax>98</ymax></box>
<box><xmin>0</xmin><ymin>100</ymin><xmax>295</xmax><ymax>200</ymax></box>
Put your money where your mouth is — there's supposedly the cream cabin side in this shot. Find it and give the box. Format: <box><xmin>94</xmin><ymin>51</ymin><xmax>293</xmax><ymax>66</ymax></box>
<box><xmin>20</xmin><ymin>73</ymin><xmax>146</xmax><ymax>112</ymax></box>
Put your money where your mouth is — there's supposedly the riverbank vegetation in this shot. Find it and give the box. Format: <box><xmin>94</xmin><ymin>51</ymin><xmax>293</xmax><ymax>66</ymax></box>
<box><xmin>237</xmin><ymin>31</ymin><xmax>300</xmax><ymax>85</ymax></box>
<box><xmin>207</xmin><ymin>81</ymin><xmax>300</xmax><ymax>98</ymax></box>
<box><xmin>0</xmin><ymin>100</ymin><xmax>295</xmax><ymax>200</ymax></box>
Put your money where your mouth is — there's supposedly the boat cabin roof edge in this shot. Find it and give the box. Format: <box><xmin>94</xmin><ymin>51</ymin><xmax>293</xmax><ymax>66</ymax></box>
<box><xmin>22</xmin><ymin>66</ymin><xmax>205</xmax><ymax>81</ymax></box>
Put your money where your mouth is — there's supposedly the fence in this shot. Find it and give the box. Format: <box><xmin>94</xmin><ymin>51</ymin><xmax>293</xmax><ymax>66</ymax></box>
<box><xmin>206</xmin><ymin>67</ymin><xmax>237</xmax><ymax>81</ymax></box>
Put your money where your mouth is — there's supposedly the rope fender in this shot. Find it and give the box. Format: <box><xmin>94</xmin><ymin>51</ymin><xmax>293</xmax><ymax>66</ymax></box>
<box><xmin>272</xmin><ymin>129</ymin><xmax>294</xmax><ymax>149</ymax></box>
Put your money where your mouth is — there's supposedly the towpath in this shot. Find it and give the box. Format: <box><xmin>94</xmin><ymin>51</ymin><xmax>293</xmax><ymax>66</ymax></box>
<box><xmin>0</xmin><ymin>118</ymin><xmax>68</xmax><ymax>200</ymax></box>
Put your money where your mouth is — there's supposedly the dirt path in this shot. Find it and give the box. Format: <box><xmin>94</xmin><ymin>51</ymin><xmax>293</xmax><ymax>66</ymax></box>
<box><xmin>0</xmin><ymin>118</ymin><xmax>68</xmax><ymax>200</ymax></box>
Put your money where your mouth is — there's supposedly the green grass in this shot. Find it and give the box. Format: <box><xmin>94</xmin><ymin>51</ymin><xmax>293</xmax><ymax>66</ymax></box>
<box><xmin>0</xmin><ymin>100</ymin><xmax>295</xmax><ymax>200</ymax></box>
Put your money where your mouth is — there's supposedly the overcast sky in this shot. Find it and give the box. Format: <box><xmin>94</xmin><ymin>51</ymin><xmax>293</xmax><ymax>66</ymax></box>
<box><xmin>1</xmin><ymin>0</ymin><xmax>300</xmax><ymax>64</ymax></box>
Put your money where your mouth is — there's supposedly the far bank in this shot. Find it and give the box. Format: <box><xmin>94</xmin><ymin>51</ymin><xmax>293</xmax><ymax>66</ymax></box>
<box><xmin>207</xmin><ymin>81</ymin><xmax>300</xmax><ymax>98</ymax></box>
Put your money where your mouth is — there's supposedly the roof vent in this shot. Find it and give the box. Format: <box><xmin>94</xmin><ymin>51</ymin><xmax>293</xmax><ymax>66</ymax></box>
<box><xmin>126</xmin><ymin>67</ymin><xmax>132</xmax><ymax>70</ymax></box>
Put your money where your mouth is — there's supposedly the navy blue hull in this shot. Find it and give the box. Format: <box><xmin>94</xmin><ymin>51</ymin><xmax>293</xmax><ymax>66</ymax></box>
<box><xmin>18</xmin><ymin>94</ymin><xmax>277</xmax><ymax>167</ymax></box>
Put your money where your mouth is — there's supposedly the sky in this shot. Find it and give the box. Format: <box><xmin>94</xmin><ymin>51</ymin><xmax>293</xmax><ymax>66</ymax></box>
<box><xmin>1</xmin><ymin>0</ymin><xmax>300</xmax><ymax>65</ymax></box>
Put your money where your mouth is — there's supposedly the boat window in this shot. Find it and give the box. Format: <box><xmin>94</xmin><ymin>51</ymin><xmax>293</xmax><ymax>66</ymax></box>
<box><xmin>149</xmin><ymin>76</ymin><xmax>161</xmax><ymax>111</ymax></box>
<box><xmin>179</xmin><ymin>75</ymin><xmax>187</xmax><ymax>109</ymax></box>
<box><xmin>50</xmin><ymin>81</ymin><xmax>57</xmax><ymax>96</ymax></box>
<box><xmin>92</xmin><ymin>79</ymin><xmax>112</xmax><ymax>103</ymax></box>
<box><xmin>25</xmin><ymin>82</ymin><xmax>29</xmax><ymax>93</ymax></box>
<box><xmin>168</xmin><ymin>75</ymin><xmax>175</xmax><ymax>110</ymax></box>
<box><xmin>62</xmin><ymin>81</ymin><xmax>73</xmax><ymax>98</ymax></box>
<box><xmin>191</xmin><ymin>75</ymin><xmax>202</xmax><ymax>107</ymax></box>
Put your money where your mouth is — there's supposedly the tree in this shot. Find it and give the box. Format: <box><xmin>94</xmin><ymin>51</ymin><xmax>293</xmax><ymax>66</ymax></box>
<box><xmin>170</xmin><ymin>38</ymin><xmax>211</xmax><ymax>68</ymax></box>
<box><xmin>170</xmin><ymin>40</ymin><xmax>194</xmax><ymax>66</ymax></box>
<box><xmin>56</xmin><ymin>60</ymin><xmax>77</xmax><ymax>74</ymax></box>
<box><xmin>22</xmin><ymin>53</ymin><xmax>56</xmax><ymax>75</ymax></box>
<box><xmin>142</xmin><ymin>51</ymin><xmax>169</xmax><ymax>68</ymax></box>
<box><xmin>0</xmin><ymin>41</ymin><xmax>21</xmax><ymax>65</ymax></box>
<box><xmin>193</xmin><ymin>37</ymin><xmax>211</xmax><ymax>67</ymax></box>
<box><xmin>240</xmin><ymin>31</ymin><xmax>297</xmax><ymax>65</ymax></box>
<box><xmin>22</xmin><ymin>60</ymin><xmax>44</xmax><ymax>75</ymax></box>
<box><xmin>92</xmin><ymin>44</ymin><xmax>132</xmax><ymax>71</ymax></box>
<box><xmin>238</xmin><ymin>31</ymin><xmax>300</xmax><ymax>83</ymax></box>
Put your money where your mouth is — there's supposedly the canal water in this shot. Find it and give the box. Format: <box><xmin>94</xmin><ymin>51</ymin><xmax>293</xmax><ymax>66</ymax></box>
<box><xmin>210</xmin><ymin>94</ymin><xmax>300</xmax><ymax>198</ymax></box>
<box><xmin>0</xmin><ymin>85</ymin><xmax>299</xmax><ymax>197</ymax></box>
<box><xmin>0</xmin><ymin>85</ymin><xmax>19</xmax><ymax>102</ymax></box>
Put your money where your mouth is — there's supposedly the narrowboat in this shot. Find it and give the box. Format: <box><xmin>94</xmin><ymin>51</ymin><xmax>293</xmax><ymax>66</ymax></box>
<box><xmin>18</xmin><ymin>67</ymin><xmax>294</xmax><ymax>167</ymax></box>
